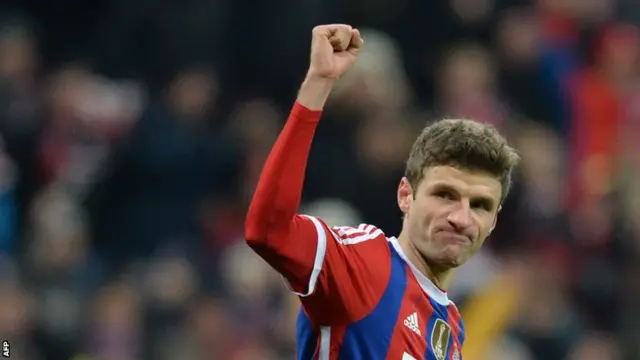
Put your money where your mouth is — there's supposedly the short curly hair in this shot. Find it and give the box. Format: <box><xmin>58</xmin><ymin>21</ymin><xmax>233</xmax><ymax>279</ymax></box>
<box><xmin>405</xmin><ymin>119</ymin><xmax>520</xmax><ymax>204</ymax></box>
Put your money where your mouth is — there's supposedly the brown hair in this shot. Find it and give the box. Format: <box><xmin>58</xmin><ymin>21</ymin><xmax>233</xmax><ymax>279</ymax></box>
<box><xmin>404</xmin><ymin>119</ymin><xmax>520</xmax><ymax>204</ymax></box>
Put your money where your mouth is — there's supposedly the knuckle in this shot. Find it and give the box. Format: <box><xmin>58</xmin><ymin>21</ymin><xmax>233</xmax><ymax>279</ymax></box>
<box><xmin>340</xmin><ymin>28</ymin><xmax>352</xmax><ymax>37</ymax></box>
<box><xmin>311</xmin><ymin>24</ymin><xmax>352</xmax><ymax>38</ymax></box>
<box><xmin>312</xmin><ymin>25</ymin><xmax>329</xmax><ymax>34</ymax></box>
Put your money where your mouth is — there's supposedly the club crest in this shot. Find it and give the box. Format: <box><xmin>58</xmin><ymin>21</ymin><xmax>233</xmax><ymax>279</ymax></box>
<box><xmin>452</xmin><ymin>343</ymin><xmax>460</xmax><ymax>360</ymax></box>
<box><xmin>431</xmin><ymin>319</ymin><xmax>451</xmax><ymax>360</ymax></box>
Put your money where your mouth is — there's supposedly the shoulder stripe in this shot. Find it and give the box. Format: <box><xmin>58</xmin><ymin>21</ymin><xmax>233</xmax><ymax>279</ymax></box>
<box><xmin>334</xmin><ymin>224</ymin><xmax>374</xmax><ymax>237</ymax></box>
<box><xmin>330</xmin><ymin>223</ymin><xmax>384</xmax><ymax>245</ymax></box>
<box><xmin>338</xmin><ymin>229</ymin><xmax>383</xmax><ymax>244</ymax></box>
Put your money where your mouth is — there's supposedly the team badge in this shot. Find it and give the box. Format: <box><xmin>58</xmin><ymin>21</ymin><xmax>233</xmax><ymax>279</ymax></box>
<box><xmin>452</xmin><ymin>343</ymin><xmax>460</xmax><ymax>360</ymax></box>
<box><xmin>431</xmin><ymin>319</ymin><xmax>451</xmax><ymax>360</ymax></box>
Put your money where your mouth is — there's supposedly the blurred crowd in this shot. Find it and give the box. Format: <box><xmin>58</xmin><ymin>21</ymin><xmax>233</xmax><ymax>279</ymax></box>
<box><xmin>0</xmin><ymin>0</ymin><xmax>640</xmax><ymax>359</ymax></box>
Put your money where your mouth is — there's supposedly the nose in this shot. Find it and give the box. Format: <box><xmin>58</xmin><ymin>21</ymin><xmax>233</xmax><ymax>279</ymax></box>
<box><xmin>446</xmin><ymin>201</ymin><xmax>473</xmax><ymax>230</ymax></box>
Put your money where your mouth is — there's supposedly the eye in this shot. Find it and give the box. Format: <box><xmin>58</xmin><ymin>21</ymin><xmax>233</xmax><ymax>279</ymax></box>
<box><xmin>470</xmin><ymin>199</ymin><xmax>492</xmax><ymax>211</ymax></box>
<box><xmin>434</xmin><ymin>191</ymin><xmax>454</xmax><ymax>200</ymax></box>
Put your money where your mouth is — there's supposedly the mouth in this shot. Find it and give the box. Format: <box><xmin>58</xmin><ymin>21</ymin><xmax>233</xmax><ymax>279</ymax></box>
<box><xmin>437</xmin><ymin>230</ymin><xmax>472</xmax><ymax>244</ymax></box>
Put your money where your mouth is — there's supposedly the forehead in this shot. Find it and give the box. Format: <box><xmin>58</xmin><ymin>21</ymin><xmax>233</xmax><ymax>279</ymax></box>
<box><xmin>420</xmin><ymin>165</ymin><xmax>502</xmax><ymax>200</ymax></box>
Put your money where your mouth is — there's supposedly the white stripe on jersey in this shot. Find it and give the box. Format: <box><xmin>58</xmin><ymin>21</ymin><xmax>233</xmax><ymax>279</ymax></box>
<box><xmin>319</xmin><ymin>326</ymin><xmax>331</xmax><ymax>360</ymax></box>
<box><xmin>283</xmin><ymin>217</ymin><xmax>383</xmax><ymax>298</ymax></box>
<box><xmin>331</xmin><ymin>223</ymin><xmax>383</xmax><ymax>245</ymax></box>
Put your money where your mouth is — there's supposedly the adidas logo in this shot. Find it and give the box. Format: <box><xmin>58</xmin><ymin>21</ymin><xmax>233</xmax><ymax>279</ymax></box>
<box><xmin>403</xmin><ymin>312</ymin><xmax>421</xmax><ymax>335</ymax></box>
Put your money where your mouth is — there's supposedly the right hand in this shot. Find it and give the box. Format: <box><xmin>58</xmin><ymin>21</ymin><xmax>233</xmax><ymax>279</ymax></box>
<box><xmin>307</xmin><ymin>24</ymin><xmax>363</xmax><ymax>80</ymax></box>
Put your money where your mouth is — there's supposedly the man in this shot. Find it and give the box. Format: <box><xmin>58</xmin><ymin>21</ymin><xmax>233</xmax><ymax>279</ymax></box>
<box><xmin>245</xmin><ymin>24</ymin><xmax>520</xmax><ymax>360</ymax></box>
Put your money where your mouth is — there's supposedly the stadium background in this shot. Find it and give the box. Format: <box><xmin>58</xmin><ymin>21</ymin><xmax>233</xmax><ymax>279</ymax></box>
<box><xmin>0</xmin><ymin>0</ymin><xmax>639</xmax><ymax>359</ymax></box>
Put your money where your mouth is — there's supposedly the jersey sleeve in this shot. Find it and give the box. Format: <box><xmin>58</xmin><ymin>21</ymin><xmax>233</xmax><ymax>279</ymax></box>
<box><xmin>285</xmin><ymin>216</ymin><xmax>391</xmax><ymax>325</ymax></box>
<box><xmin>244</xmin><ymin>101</ymin><xmax>390</xmax><ymax>326</ymax></box>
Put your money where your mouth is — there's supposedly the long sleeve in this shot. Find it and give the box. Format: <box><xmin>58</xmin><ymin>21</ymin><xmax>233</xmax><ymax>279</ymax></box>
<box><xmin>245</xmin><ymin>101</ymin><xmax>391</xmax><ymax>326</ymax></box>
<box><xmin>245</xmin><ymin>101</ymin><xmax>323</xmax><ymax>294</ymax></box>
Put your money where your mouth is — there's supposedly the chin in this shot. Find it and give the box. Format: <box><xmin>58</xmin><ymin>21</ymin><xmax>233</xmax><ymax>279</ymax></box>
<box><xmin>416</xmin><ymin>242</ymin><xmax>470</xmax><ymax>269</ymax></box>
<box><xmin>431</xmin><ymin>251</ymin><xmax>468</xmax><ymax>269</ymax></box>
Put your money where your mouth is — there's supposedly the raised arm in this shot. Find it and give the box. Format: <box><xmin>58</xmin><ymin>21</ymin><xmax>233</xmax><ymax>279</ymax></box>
<box><xmin>243</xmin><ymin>80</ymin><xmax>329</xmax><ymax>295</ymax></box>
<box><xmin>245</xmin><ymin>25</ymin><xmax>389</xmax><ymax>325</ymax></box>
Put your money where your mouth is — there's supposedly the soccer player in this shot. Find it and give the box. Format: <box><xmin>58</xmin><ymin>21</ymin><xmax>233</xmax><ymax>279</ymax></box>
<box><xmin>245</xmin><ymin>24</ymin><xmax>520</xmax><ymax>360</ymax></box>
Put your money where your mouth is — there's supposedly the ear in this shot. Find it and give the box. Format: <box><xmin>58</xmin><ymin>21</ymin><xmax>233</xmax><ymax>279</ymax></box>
<box><xmin>397</xmin><ymin>177</ymin><xmax>413</xmax><ymax>215</ymax></box>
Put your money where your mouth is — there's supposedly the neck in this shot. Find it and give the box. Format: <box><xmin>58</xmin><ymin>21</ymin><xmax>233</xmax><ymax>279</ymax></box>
<box><xmin>397</xmin><ymin>230</ymin><xmax>455</xmax><ymax>290</ymax></box>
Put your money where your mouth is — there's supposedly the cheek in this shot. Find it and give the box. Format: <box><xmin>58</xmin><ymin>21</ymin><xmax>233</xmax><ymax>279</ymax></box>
<box><xmin>413</xmin><ymin>202</ymin><xmax>439</xmax><ymax>230</ymax></box>
<box><xmin>472</xmin><ymin>212</ymin><xmax>492</xmax><ymax>232</ymax></box>
<box><xmin>472</xmin><ymin>221</ymin><xmax>494</xmax><ymax>245</ymax></box>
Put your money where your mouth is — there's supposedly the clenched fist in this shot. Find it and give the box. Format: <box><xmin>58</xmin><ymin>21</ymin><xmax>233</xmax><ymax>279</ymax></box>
<box><xmin>308</xmin><ymin>24</ymin><xmax>363</xmax><ymax>80</ymax></box>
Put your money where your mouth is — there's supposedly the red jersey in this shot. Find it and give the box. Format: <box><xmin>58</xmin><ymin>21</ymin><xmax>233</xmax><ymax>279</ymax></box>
<box><xmin>245</xmin><ymin>102</ymin><xmax>465</xmax><ymax>360</ymax></box>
